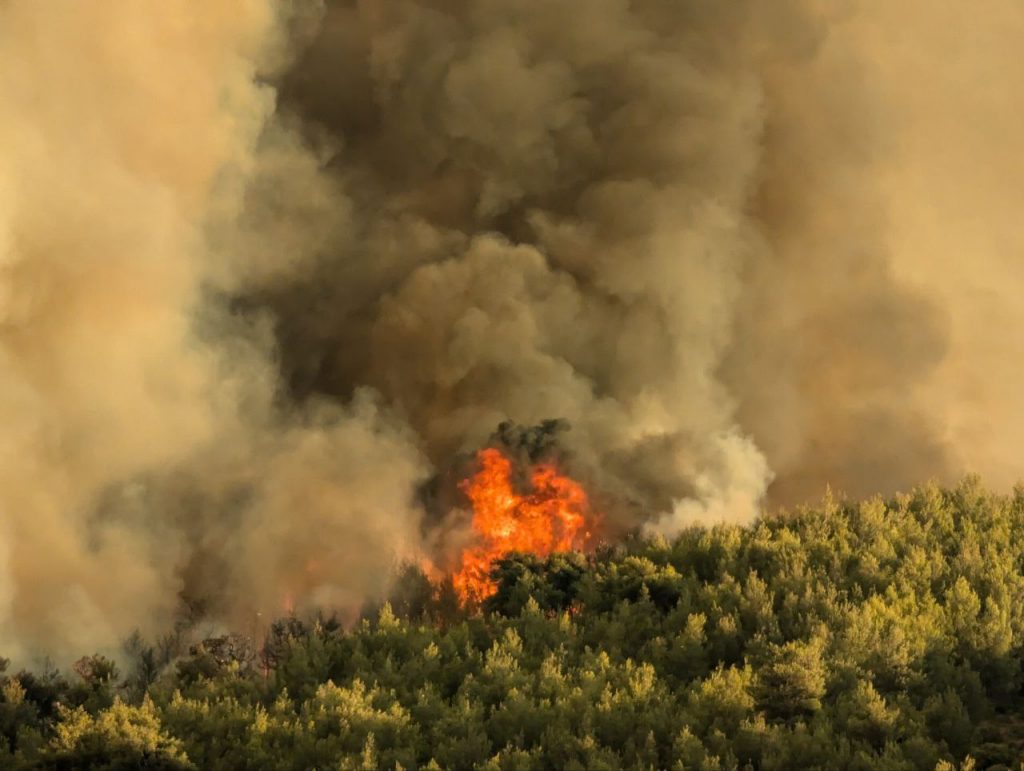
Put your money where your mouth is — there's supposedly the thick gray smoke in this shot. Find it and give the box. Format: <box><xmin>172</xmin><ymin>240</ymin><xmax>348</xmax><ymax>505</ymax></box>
<box><xmin>1</xmin><ymin>0</ymin><xmax>1021</xmax><ymax>660</ymax></box>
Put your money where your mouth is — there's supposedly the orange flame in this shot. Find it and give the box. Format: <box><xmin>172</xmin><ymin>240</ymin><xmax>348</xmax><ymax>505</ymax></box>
<box><xmin>453</xmin><ymin>448</ymin><xmax>591</xmax><ymax>603</ymax></box>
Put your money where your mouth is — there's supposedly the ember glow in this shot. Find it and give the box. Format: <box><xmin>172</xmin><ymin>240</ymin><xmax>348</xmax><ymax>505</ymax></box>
<box><xmin>453</xmin><ymin>448</ymin><xmax>591</xmax><ymax>603</ymax></box>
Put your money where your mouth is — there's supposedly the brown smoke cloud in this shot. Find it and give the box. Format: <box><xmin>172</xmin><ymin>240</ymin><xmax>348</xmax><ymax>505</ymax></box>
<box><xmin>0</xmin><ymin>0</ymin><xmax>1021</xmax><ymax>659</ymax></box>
<box><xmin>0</xmin><ymin>0</ymin><xmax>428</xmax><ymax>661</ymax></box>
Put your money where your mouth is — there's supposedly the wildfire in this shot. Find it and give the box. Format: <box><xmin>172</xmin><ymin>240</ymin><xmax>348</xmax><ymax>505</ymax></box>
<box><xmin>453</xmin><ymin>448</ymin><xmax>591</xmax><ymax>603</ymax></box>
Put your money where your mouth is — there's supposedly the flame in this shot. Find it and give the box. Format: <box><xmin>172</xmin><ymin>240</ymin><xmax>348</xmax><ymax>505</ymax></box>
<box><xmin>453</xmin><ymin>448</ymin><xmax>591</xmax><ymax>603</ymax></box>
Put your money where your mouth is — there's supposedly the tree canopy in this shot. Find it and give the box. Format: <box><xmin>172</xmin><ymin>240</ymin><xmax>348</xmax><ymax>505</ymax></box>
<box><xmin>4</xmin><ymin>478</ymin><xmax>1024</xmax><ymax>769</ymax></box>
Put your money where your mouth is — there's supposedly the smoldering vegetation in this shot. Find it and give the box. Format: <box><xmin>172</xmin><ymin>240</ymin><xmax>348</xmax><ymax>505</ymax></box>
<box><xmin>0</xmin><ymin>0</ymin><xmax>1021</xmax><ymax>660</ymax></box>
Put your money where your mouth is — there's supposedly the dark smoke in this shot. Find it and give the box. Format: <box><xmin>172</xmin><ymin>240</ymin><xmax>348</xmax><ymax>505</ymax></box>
<box><xmin>1</xmin><ymin>0</ymin><xmax>1021</xmax><ymax>660</ymax></box>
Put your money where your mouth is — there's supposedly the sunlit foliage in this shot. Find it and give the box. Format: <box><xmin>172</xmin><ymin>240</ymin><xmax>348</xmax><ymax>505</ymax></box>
<box><xmin>4</xmin><ymin>478</ymin><xmax>1024</xmax><ymax>769</ymax></box>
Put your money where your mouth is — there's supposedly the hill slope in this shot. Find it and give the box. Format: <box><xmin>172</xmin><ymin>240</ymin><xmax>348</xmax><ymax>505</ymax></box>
<box><xmin>4</xmin><ymin>478</ymin><xmax>1024</xmax><ymax>769</ymax></box>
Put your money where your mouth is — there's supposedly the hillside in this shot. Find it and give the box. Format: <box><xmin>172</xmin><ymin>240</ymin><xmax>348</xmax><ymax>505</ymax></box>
<box><xmin>4</xmin><ymin>478</ymin><xmax>1024</xmax><ymax>769</ymax></box>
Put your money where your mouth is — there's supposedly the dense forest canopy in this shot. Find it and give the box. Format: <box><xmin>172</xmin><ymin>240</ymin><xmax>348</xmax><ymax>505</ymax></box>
<box><xmin>4</xmin><ymin>478</ymin><xmax>1024</xmax><ymax>769</ymax></box>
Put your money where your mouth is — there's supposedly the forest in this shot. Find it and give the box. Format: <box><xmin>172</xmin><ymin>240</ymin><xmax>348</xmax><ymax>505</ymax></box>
<box><xmin>4</xmin><ymin>477</ymin><xmax>1024</xmax><ymax>770</ymax></box>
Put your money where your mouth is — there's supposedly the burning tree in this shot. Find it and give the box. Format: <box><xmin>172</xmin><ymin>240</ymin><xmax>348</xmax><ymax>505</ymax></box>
<box><xmin>452</xmin><ymin>447</ymin><xmax>593</xmax><ymax>603</ymax></box>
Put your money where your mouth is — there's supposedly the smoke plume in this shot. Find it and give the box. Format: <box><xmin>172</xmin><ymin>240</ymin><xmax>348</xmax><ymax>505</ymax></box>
<box><xmin>0</xmin><ymin>0</ymin><xmax>1021</xmax><ymax>659</ymax></box>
